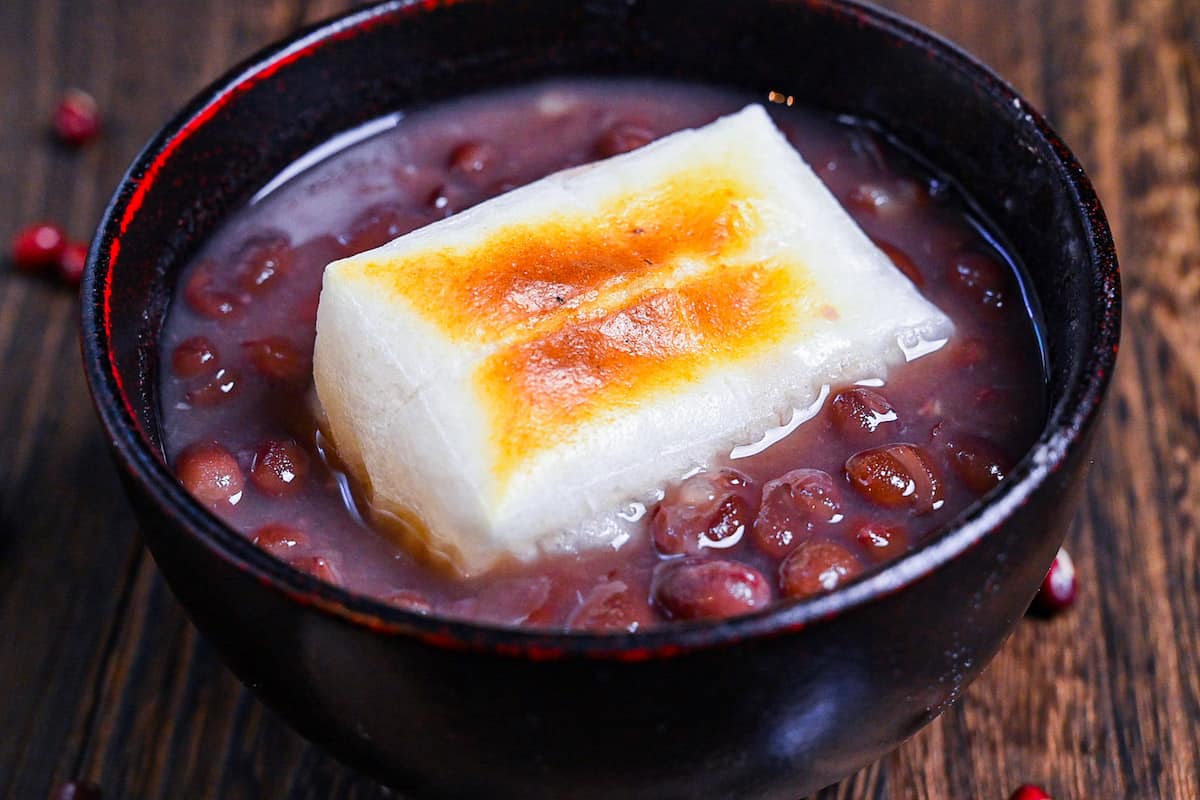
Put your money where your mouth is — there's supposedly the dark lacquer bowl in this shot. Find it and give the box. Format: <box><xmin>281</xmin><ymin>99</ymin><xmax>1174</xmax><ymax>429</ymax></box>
<box><xmin>80</xmin><ymin>1</ymin><xmax>1119</xmax><ymax>797</ymax></box>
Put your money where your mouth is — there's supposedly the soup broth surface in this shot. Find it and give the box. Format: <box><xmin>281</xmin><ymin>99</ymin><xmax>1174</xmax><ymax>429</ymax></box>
<box><xmin>160</xmin><ymin>79</ymin><xmax>1047</xmax><ymax>631</ymax></box>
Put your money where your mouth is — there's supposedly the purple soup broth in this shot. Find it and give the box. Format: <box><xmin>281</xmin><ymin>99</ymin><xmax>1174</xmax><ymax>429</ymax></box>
<box><xmin>159</xmin><ymin>79</ymin><xmax>1047</xmax><ymax>631</ymax></box>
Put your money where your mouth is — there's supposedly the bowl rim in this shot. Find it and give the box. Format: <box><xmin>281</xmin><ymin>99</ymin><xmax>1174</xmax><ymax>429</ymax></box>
<box><xmin>80</xmin><ymin>0</ymin><xmax>1120</xmax><ymax>661</ymax></box>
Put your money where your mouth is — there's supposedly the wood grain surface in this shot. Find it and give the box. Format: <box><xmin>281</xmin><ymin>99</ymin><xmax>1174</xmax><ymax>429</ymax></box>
<box><xmin>1</xmin><ymin>1</ymin><xmax>1197</xmax><ymax>798</ymax></box>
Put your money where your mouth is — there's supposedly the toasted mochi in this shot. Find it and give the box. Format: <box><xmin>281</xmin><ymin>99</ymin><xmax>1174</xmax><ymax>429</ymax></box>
<box><xmin>313</xmin><ymin>104</ymin><xmax>952</xmax><ymax>575</ymax></box>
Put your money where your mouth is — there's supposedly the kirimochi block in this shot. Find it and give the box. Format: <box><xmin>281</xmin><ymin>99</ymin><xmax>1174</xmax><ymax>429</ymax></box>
<box><xmin>313</xmin><ymin>105</ymin><xmax>952</xmax><ymax>574</ymax></box>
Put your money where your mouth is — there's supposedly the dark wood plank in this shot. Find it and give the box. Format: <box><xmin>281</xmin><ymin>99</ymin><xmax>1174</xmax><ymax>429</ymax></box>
<box><xmin>0</xmin><ymin>0</ymin><xmax>147</xmax><ymax>797</ymax></box>
<box><xmin>867</xmin><ymin>1</ymin><xmax>1200</xmax><ymax>799</ymax></box>
<box><xmin>0</xmin><ymin>0</ymin><xmax>1197</xmax><ymax>798</ymax></box>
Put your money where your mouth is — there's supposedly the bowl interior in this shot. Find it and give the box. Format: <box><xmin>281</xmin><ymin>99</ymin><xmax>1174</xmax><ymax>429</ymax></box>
<box><xmin>83</xmin><ymin>0</ymin><xmax>1119</xmax><ymax>648</ymax></box>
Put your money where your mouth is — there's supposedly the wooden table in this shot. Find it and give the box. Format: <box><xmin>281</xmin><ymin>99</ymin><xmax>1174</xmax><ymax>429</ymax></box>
<box><xmin>2</xmin><ymin>1</ymin><xmax>1197</xmax><ymax>797</ymax></box>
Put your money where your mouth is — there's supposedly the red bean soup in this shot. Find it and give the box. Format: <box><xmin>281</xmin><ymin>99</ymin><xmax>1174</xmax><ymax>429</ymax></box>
<box><xmin>160</xmin><ymin>80</ymin><xmax>1047</xmax><ymax>631</ymax></box>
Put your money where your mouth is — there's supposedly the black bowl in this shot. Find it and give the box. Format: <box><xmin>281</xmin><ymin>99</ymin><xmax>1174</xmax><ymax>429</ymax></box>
<box><xmin>80</xmin><ymin>1</ymin><xmax>1120</xmax><ymax>797</ymax></box>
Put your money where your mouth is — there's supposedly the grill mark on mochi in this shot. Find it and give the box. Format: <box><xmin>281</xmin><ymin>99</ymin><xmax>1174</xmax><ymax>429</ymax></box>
<box><xmin>350</xmin><ymin>164</ymin><xmax>760</xmax><ymax>344</ymax></box>
<box><xmin>476</xmin><ymin>261</ymin><xmax>819</xmax><ymax>489</ymax></box>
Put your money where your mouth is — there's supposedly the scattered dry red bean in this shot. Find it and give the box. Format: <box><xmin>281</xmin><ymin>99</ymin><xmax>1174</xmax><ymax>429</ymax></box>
<box><xmin>11</xmin><ymin>222</ymin><xmax>66</xmax><ymax>273</ymax></box>
<box><xmin>57</xmin><ymin>241</ymin><xmax>88</xmax><ymax>286</ymax></box>
<box><xmin>52</xmin><ymin>89</ymin><xmax>102</xmax><ymax>147</ymax></box>
<box><xmin>49</xmin><ymin>781</ymin><xmax>102</xmax><ymax>800</ymax></box>
<box><xmin>1030</xmin><ymin>547</ymin><xmax>1077</xmax><ymax>616</ymax></box>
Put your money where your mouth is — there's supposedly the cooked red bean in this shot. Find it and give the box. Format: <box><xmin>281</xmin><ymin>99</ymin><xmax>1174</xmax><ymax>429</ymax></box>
<box><xmin>847</xmin><ymin>128</ymin><xmax>887</xmax><ymax>170</ymax></box>
<box><xmin>448</xmin><ymin>140</ymin><xmax>498</xmax><ymax>177</ymax></box>
<box><xmin>176</xmin><ymin>441</ymin><xmax>243</xmax><ymax>506</ymax></box>
<box><xmin>386</xmin><ymin>590</ymin><xmax>434</xmax><ymax>615</ymax></box>
<box><xmin>653</xmin><ymin>496</ymin><xmax>750</xmax><ymax>555</ymax></box>
<box><xmin>830</xmin><ymin>386</ymin><xmax>898</xmax><ymax>439</ymax></box>
<box><xmin>855</xmin><ymin>521</ymin><xmax>908</xmax><ymax>560</ymax></box>
<box><xmin>567</xmin><ymin>580</ymin><xmax>652</xmax><ymax>632</ymax></box>
<box><xmin>949</xmin><ymin>336</ymin><xmax>988</xmax><ymax>369</ymax></box>
<box><xmin>294</xmin><ymin>291</ymin><xmax>321</xmax><ymax>325</ymax></box>
<box><xmin>918</xmin><ymin>397</ymin><xmax>947</xmax><ymax>420</ymax></box>
<box><xmin>171</xmin><ymin>336</ymin><xmax>219</xmax><ymax>378</ymax></box>
<box><xmin>252</xmin><ymin>523</ymin><xmax>309</xmax><ymax>555</ymax></box>
<box><xmin>871</xmin><ymin>237</ymin><xmax>925</xmax><ymax>286</ymax></box>
<box><xmin>653</xmin><ymin>559</ymin><xmax>771</xmax><ymax>621</ymax></box>
<box><xmin>652</xmin><ymin>469</ymin><xmax>752</xmax><ymax>556</ymax></box>
<box><xmin>975</xmin><ymin>386</ymin><xmax>1004</xmax><ymax>406</ymax></box>
<box><xmin>752</xmin><ymin>468</ymin><xmax>842</xmax><ymax>558</ymax></box>
<box><xmin>289</xmin><ymin>555</ymin><xmax>339</xmax><ymax>584</ymax></box>
<box><xmin>484</xmin><ymin>179</ymin><xmax>518</xmax><ymax>199</ymax></box>
<box><xmin>243</xmin><ymin>337</ymin><xmax>309</xmax><ymax>383</ymax></box>
<box><xmin>945</xmin><ymin>434</ymin><xmax>1010</xmax><ymax>494</ymax></box>
<box><xmin>456</xmin><ymin>576</ymin><xmax>553</xmax><ymax>626</ymax></box>
<box><xmin>595</xmin><ymin>121</ymin><xmax>655</xmax><ymax>157</ymax></box>
<box><xmin>427</xmin><ymin>183</ymin><xmax>475</xmax><ymax>217</ymax></box>
<box><xmin>338</xmin><ymin>203</ymin><xmax>428</xmax><ymax>252</ymax></box>
<box><xmin>846</xmin><ymin>178</ymin><xmax>925</xmax><ymax>216</ymax></box>
<box><xmin>845</xmin><ymin>444</ymin><xmax>943</xmax><ymax>513</ymax></box>
<box><xmin>234</xmin><ymin>232</ymin><xmax>292</xmax><ymax>295</ymax></box>
<box><xmin>780</xmin><ymin>541</ymin><xmax>863</xmax><ymax>598</ymax></box>
<box><xmin>184</xmin><ymin>266</ymin><xmax>242</xmax><ymax>319</ymax></box>
<box><xmin>186</xmin><ymin>366</ymin><xmax>241</xmax><ymax>406</ymax></box>
<box><xmin>250</xmin><ymin>439</ymin><xmax>309</xmax><ymax>496</ymax></box>
<box><xmin>949</xmin><ymin>250</ymin><xmax>1007</xmax><ymax>312</ymax></box>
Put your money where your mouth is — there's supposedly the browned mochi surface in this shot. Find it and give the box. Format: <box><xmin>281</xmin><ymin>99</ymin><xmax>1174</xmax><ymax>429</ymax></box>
<box><xmin>478</xmin><ymin>265</ymin><xmax>802</xmax><ymax>482</ymax></box>
<box><xmin>345</xmin><ymin>165</ymin><xmax>816</xmax><ymax>489</ymax></box>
